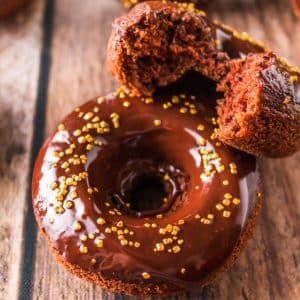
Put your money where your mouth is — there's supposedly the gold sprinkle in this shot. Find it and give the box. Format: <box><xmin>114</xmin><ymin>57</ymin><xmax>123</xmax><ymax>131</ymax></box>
<box><xmin>87</xmin><ymin>188</ymin><xmax>94</xmax><ymax>194</ymax></box>
<box><xmin>178</xmin><ymin>219</ymin><xmax>185</xmax><ymax>225</ymax></box>
<box><xmin>65</xmin><ymin>201</ymin><xmax>74</xmax><ymax>209</ymax></box>
<box><xmin>91</xmin><ymin>258</ymin><xmax>97</xmax><ymax>265</ymax></box>
<box><xmin>120</xmin><ymin>239</ymin><xmax>128</xmax><ymax>246</ymax></box>
<box><xmin>223</xmin><ymin>180</ymin><xmax>229</xmax><ymax>186</ymax></box>
<box><xmin>172</xmin><ymin>95</ymin><xmax>180</xmax><ymax>103</ymax></box>
<box><xmin>58</xmin><ymin>124</ymin><xmax>65</xmax><ymax>131</ymax></box>
<box><xmin>190</xmin><ymin>108</ymin><xmax>197</xmax><ymax>115</ymax></box>
<box><xmin>173</xmin><ymin>245</ymin><xmax>181</xmax><ymax>253</ymax></box>
<box><xmin>97</xmin><ymin>97</ymin><xmax>105</xmax><ymax>104</ymax></box>
<box><xmin>222</xmin><ymin>199</ymin><xmax>231</xmax><ymax>206</ymax></box>
<box><xmin>144</xmin><ymin>223</ymin><xmax>151</xmax><ymax>228</ymax></box>
<box><xmin>223</xmin><ymin>210</ymin><xmax>231</xmax><ymax>218</ymax></box>
<box><xmin>216</xmin><ymin>204</ymin><xmax>224</xmax><ymax>211</ymax></box>
<box><xmin>179</xmin><ymin>107</ymin><xmax>188</xmax><ymax>114</ymax></box>
<box><xmin>51</xmin><ymin>182</ymin><xmax>58</xmax><ymax>190</ymax></box>
<box><xmin>155</xmin><ymin>243</ymin><xmax>165</xmax><ymax>252</ymax></box>
<box><xmin>71</xmin><ymin>191</ymin><xmax>78</xmax><ymax>199</ymax></box>
<box><xmin>73</xmin><ymin>129</ymin><xmax>81</xmax><ymax>137</ymax></box>
<box><xmin>117</xmin><ymin>221</ymin><xmax>124</xmax><ymax>227</ymax></box>
<box><xmin>163</xmin><ymin>174</ymin><xmax>170</xmax><ymax>181</ymax></box>
<box><xmin>156</xmin><ymin>214</ymin><xmax>163</xmax><ymax>219</ymax></box>
<box><xmin>134</xmin><ymin>242</ymin><xmax>141</xmax><ymax>248</ymax></box>
<box><xmin>83</xmin><ymin>112</ymin><xmax>94</xmax><ymax>120</ymax></box>
<box><xmin>88</xmin><ymin>233</ymin><xmax>95</xmax><ymax>240</ymax></box>
<box><xmin>97</xmin><ymin>217</ymin><xmax>106</xmax><ymax>225</ymax></box>
<box><xmin>123</xmin><ymin>101</ymin><xmax>131</xmax><ymax>108</ymax></box>
<box><xmin>197</xmin><ymin>124</ymin><xmax>205</xmax><ymax>131</ymax></box>
<box><xmin>74</xmin><ymin>222</ymin><xmax>82</xmax><ymax>231</ymax></box>
<box><xmin>80</xmin><ymin>245</ymin><xmax>88</xmax><ymax>254</ymax></box>
<box><xmin>142</xmin><ymin>272</ymin><xmax>151</xmax><ymax>279</ymax></box>
<box><xmin>232</xmin><ymin>198</ymin><xmax>241</xmax><ymax>205</ymax></box>
<box><xmin>154</xmin><ymin>119</ymin><xmax>162</xmax><ymax>126</ymax></box>
<box><xmin>80</xmin><ymin>234</ymin><xmax>88</xmax><ymax>242</ymax></box>
<box><xmin>224</xmin><ymin>193</ymin><xmax>232</xmax><ymax>199</ymax></box>
<box><xmin>181</xmin><ymin>268</ymin><xmax>186</xmax><ymax>274</ymax></box>
<box><xmin>96</xmin><ymin>239</ymin><xmax>104</xmax><ymax>248</ymax></box>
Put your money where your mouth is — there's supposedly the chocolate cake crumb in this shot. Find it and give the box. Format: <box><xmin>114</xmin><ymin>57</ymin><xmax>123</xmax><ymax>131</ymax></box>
<box><xmin>217</xmin><ymin>52</ymin><xmax>300</xmax><ymax>157</ymax></box>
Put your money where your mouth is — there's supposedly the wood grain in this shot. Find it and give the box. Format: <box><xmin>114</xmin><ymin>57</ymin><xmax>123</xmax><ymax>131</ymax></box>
<box><xmin>0</xmin><ymin>1</ymin><xmax>44</xmax><ymax>299</ymax></box>
<box><xmin>0</xmin><ymin>0</ymin><xmax>299</xmax><ymax>299</ymax></box>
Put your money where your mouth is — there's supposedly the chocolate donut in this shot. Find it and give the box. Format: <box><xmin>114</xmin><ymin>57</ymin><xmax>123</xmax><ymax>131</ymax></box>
<box><xmin>0</xmin><ymin>0</ymin><xmax>28</xmax><ymax>18</ymax></box>
<box><xmin>107</xmin><ymin>1</ymin><xmax>300</xmax><ymax>157</ymax></box>
<box><xmin>32</xmin><ymin>75</ymin><xmax>262</xmax><ymax>296</ymax></box>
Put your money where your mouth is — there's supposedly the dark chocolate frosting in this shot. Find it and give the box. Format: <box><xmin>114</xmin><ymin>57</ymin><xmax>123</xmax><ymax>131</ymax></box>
<box><xmin>32</xmin><ymin>74</ymin><xmax>261</xmax><ymax>289</ymax></box>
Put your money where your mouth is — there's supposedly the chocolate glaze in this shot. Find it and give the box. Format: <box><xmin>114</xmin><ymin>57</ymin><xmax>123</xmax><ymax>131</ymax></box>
<box><xmin>32</xmin><ymin>75</ymin><xmax>261</xmax><ymax>290</ymax></box>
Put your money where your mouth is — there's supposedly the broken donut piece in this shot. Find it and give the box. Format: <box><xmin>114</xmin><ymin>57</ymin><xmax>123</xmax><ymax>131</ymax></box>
<box><xmin>107</xmin><ymin>1</ymin><xmax>229</xmax><ymax>96</ymax></box>
<box><xmin>217</xmin><ymin>53</ymin><xmax>300</xmax><ymax>157</ymax></box>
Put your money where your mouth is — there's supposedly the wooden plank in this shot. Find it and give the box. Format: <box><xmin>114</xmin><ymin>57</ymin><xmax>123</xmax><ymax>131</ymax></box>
<box><xmin>0</xmin><ymin>1</ymin><xmax>45</xmax><ymax>300</ymax></box>
<box><xmin>32</xmin><ymin>1</ymin><xmax>123</xmax><ymax>299</ymax></box>
<box><xmin>31</xmin><ymin>0</ymin><xmax>300</xmax><ymax>299</ymax></box>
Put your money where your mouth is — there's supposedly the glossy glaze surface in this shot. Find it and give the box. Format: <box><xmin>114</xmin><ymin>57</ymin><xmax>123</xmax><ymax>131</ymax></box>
<box><xmin>32</xmin><ymin>76</ymin><xmax>261</xmax><ymax>288</ymax></box>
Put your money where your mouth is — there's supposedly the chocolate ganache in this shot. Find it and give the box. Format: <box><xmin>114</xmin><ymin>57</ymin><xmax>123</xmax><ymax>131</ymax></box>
<box><xmin>32</xmin><ymin>74</ymin><xmax>262</xmax><ymax>295</ymax></box>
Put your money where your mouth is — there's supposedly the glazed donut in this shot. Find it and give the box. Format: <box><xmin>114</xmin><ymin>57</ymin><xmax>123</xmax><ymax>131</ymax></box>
<box><xmin>32</xmin><ymin>74</ymin><xmax>262</xmax><ymax>297</ymax></box>
<box><xmin>0</xmin><ymin>0</ymin><xmax>28</xmax><ymax>18</ymax></box>
<box><xmin>107</xmin><ymin>1</ymin><xmax>300</xmax><ymax>157</ymax></box>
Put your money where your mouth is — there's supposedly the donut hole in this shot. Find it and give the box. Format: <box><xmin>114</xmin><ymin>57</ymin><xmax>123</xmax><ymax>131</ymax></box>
<box><xmin>128</xmin><ymin>175</ymin><xmax>167</xmax><ymax>214</ymax></box>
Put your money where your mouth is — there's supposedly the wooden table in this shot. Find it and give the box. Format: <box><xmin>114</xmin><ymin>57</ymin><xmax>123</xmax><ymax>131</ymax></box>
<box><xmin>0</xmin><ymin>0</ymin><xmax>299</xmax><ymax>299</ymax></box>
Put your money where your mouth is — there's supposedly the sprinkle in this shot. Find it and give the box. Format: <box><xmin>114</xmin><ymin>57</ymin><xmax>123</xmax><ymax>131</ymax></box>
<box><xmin>123</xmin><ymin>101</ymin><xmax>131</xmax><ymax>108</ymax></box>
<box><xmin>180</xmin><ymin>268</ymin><xmax>186</xmax><ymax>274</ymax></box>
<box><xmin>197</xmin><ymin>124</ymin><xmax>205</xmax><ymax>131</ymax></box>
<box><xmin>51</xmin><ymin>182</ymin><xmax>58</xmax><ymax>190</ymax></box>
<box><xmin>97</xmin><ymin>217</ymin><xmax>106</xmax><ymax>225</ymax></box>
<box><xmin>156</xmin><ymin>214</ymin><xmax>163</xmax><ymax>219</ymax></box>
<box><xmin>120</xmin><ymin>239</ymin><xmax>128</xmax><ymax>246</ymax></box>
<box><xmin>65</xmin><ymin>201</ymin><xmax>74</xmax><ymax>209</ymax></box>
<box><xmin>73</xmin><ymin>129</ymin><xmax>81</xmax><ymax>137</ymax></box>
<box><xmin>163</xmin><ymin>174</ymin><xmax>170</xmax><ymax>181</ymax></box>
<box><xmin>74</xmin><ymin>222</ymin><xmax>82</xmax><ymax>231</ymax></box>
<box><xmin>222</xmin><ymin>199</ymin><xmax>231</xmax><ymax>206</ymax></box>
<box><xmin>223</xmin><ymin>180</ymin><xmax>229</xmax><ymax>186</ymax></box>
<box><xmin>117</xmin><ymin>221</ymin><xmax>124</xmax><ymax>227</ymax></box>
<box><xmin>87</xmin><ymin>188</ymin><xmax>94</xmax><ymax>194</ymax></box>
<box><xmin>142</xmin><ymin>272</ymin><xmax>151</xmax><ymax>279</ymax></box>
<box><xmin>172</xmin><ymin>245</ymin><xmax>181</xmax><ymax>253</ymax></box>
<box><xmin>58</xmin><ymin>124</ymin><xmax>65</xmax><ymax>131</ymax></box>
<box><xmin>96</xmin><ymin>239</ymin><xmax>104</xmax><ymax>248</ymax></box>
<box><xmin>71</xmin><ymin>191</ymin><xmax>78</xmax><ymax>199</ymax></box>
<box><xmin>232</xmin><ymin>198</ymin><xmax>241</xmax><ymax>205</ymax></box>
<box><xmin>224</xmin><ymin>193</ymin><xmax>232</xmax><ymax>199</ymax></box>
<box><xmin>91</xmin><ymin>258</ymin><xmax>97</xmax><ymax>265</ymax></box>
<box><xmin>154</xmin><ymin>119</ymin><xmax>162</xmax><ymax>126</ymax></box>
<box><xmin>172</xmin><ymin>95</ymin><xmax>180</xmax><ymax>103</ymax></box>
<box><xmin>80</xmin><ymin>235</ymin><xmax>88</xmax><ymax>242</ymax></box>
<box><xmin>223</xmin><ymin>210</ymin><xmax>231</xmax><ymax>218</ymax></box>
<box><xmin>134</xmin><ymin>242</ymin><xmax>141</xmax><ymax>248</ymax></box>
<box><xmin>155</xmin><ymin>243</ymin><xmax>165</xmax><ymax>252</ymax></box>
<box><xmin>83</xmin><ymin>112</ymin><xmax>94</xmax><ymax>120</ymax></box>
<box><xmin>216</xmin><ymin>204</ymin><xmax>224</xmax><ymax>211</ymax></box>
<box><xmin>97</xmin><ymin>97</ymin><xmax>105</xmax><ymax>104</ymax></box>
<box><xmin>80</xmin><ymin>245</ymin><xmax>88</xmax><ymax>254</ymax></box>
<box><xmin>195</xmin><ymin>214</ymin><xmax>201</xmax><ymax>219</ymax></box>
<box><xmin>179</xmin><ymin>107</ymin><xmax>188</xmax><ymax>114</ymax></box>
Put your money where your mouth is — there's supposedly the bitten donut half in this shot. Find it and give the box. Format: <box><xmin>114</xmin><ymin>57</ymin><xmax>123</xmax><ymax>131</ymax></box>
<box><xmin>33</xmin><ymin>74</ymin><xmax>262</xmax><ymax>297</ymax></box>
<box><xmin>107</xmin><ymin>1</ymin><xmax>300</xmax><ymax>157</ymax></box>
